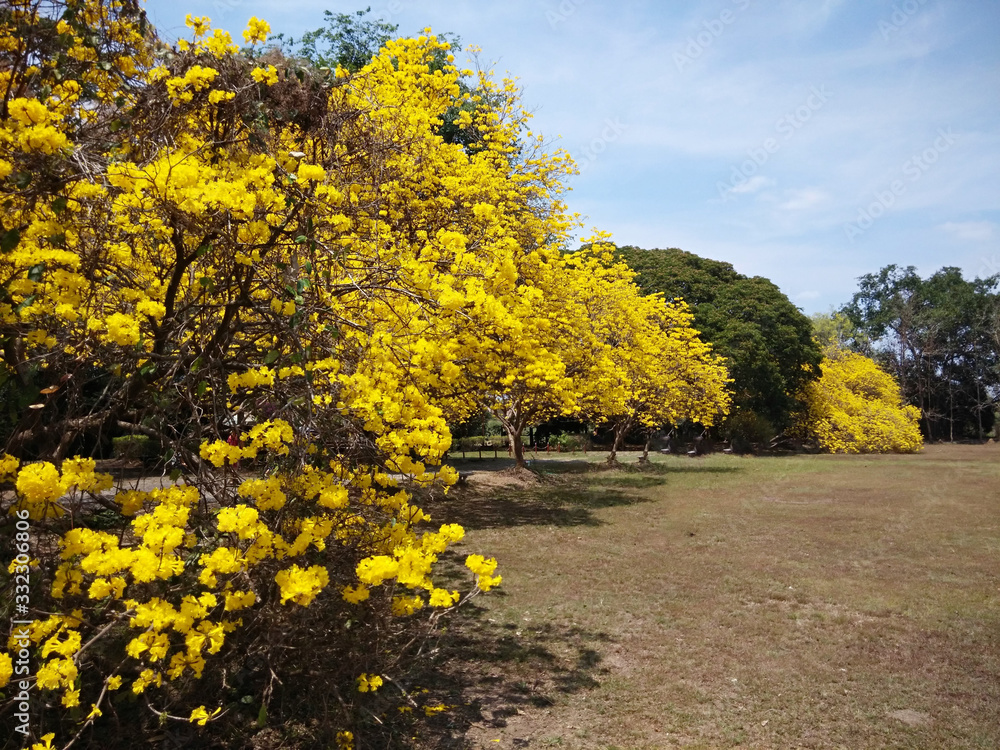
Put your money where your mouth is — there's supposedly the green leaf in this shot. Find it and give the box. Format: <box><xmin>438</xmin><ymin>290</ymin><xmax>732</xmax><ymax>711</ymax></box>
<box><xmin>264</xmin><ymin>350</ymin><xmax>279</xmax><ymax>365</ymax></box>
<box><xmin>169</xmin><ymin>468</ymin><xmax>182</xmax><ymax>482</ymax></box>
<box><xmin>0</xmin><ymin>228</ymin><xmax>20</xmax><ymax>253</ymax></box>
<box><xmin>196</xmin><ymin>381</ymin><xmax>208</xmax><ymax>397</ymax></box>
<box><xmin>198</xmin><ymin>277</ymin><xmax>212</xmax><ymax>289</ymax></box>
<box><xmin>27</xmin><ymin>263</ymin><xmax>46</xmax><ymax>282</ymax></box>
<box><xmin>51</xmin><ymin>196</ymin><xmax>68</xmax><ymax>214</ymax></box>
<box><xmin>256</xmin><ymin>704</ymin><xmax>268</xmax><ymax>728</ymax></box>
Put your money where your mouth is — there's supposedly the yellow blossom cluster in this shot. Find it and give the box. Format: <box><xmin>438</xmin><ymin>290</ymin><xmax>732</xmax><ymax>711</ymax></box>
<box><xmin>794</xmin><ymin>345</ymin><xmax>924</xmax><ymax>454</ymax></box>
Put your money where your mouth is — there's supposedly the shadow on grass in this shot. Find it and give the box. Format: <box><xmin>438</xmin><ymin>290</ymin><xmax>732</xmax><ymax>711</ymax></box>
<box><xmin>426</xmin><ymin>484</ymin><xmax>656</xmax><ymax>530</ymax></box>
<box><xmin>447</xmin><ymin>458</ymin><xmax>595</xmax><ymax>475</ymax></box>
<box><xmin>404</xmin><ymin>598</ymin><xmax>614</xmax><ymax>749</ymax></box>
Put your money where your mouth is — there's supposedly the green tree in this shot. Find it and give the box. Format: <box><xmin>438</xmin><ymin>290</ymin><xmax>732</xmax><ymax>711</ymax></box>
<box><xmin>810</xmin><ymin>310</ymin><xmax>869</xmax><ymax>350</ymax></box>
<box><xmin>615</xmin><ymin>246</ymin><xmax>822</xmax><ymax>435</ymax></box>
<box><xmin>842</xmin><ymin>265</ymin><xmax>999</xmax><ymax>440</ymax></box>
<box><xmin>288</xmin><ymin>7</ymin><xmax>399</xmax><ymax>72</ymax></box>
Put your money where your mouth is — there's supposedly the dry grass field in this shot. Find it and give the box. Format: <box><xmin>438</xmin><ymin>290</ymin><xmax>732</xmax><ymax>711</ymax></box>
<box><xmin>407</xmin><ymin>444</ymin><xmax>1000</xmax><ymax>749</ymax></box>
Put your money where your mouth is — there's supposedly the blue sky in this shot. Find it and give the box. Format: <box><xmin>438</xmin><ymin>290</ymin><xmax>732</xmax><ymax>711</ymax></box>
<box><xmin>143</xmin><ymin>0</ymin><xmax>1000</xmax><ymax>314</ymax></box>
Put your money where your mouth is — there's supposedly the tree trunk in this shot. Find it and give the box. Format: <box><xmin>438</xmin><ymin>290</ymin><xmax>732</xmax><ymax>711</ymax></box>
<box><xmin>607</xmin><ymin>417</ymin><xmax>632</xmax><ymax>466</ymax></box>
<box><xmin>638</xmin><ymin>429</ymin><xmax>653</xmax><ymax>464</ymax></box>
<box><xmin>504</xmin><ymin>423</ymin><xmax>526</xmax><ymax>468</ymax></box>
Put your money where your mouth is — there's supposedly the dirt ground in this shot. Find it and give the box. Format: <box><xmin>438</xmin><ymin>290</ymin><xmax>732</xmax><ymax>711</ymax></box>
<box><xmin>409</xmin><ymin>444</ymin><xmax>1000</xmax><ymax>749</ymax></box>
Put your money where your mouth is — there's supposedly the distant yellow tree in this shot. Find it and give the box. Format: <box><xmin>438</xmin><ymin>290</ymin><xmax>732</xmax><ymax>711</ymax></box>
<box><xmin>578</xmin><ymin>245</ymin><xmax>730</xmax><ymax>464</ymax></box>
<box><xmin>795</xmin><ymin>346</ymin><xmax>923</xmax><ymax>453</ymax></box>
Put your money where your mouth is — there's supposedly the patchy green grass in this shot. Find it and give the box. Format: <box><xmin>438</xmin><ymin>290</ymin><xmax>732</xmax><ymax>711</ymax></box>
<box><xmin>413</xmin><ymin>444</ymin><xmax>1000</xmax><ymax>749</ymax></box>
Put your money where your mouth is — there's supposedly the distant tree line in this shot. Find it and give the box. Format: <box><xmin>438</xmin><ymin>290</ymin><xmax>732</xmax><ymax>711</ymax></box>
<box><xmin>612</xmin><ymin>249</ymin><xmax>998</xmax><ymax>447</ymax></box>
<box><xmin>839</xmin><ymin>265</ymin><xmax>999</xmax><ymax>441</ymax></box>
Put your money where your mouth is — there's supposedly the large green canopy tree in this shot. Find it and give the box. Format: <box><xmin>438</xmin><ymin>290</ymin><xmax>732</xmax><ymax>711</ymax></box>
<box><xmin>615</xmin><ymin>246</ymin><xmax>822</xmax><ymax>436</ymax></box>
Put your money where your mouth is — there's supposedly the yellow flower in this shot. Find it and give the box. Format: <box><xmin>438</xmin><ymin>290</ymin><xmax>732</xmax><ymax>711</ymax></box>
<box><xmin>390</xmin><ymin>595</ymin><xmax>424</xmax><ymax>617</ymax></box>
<box><xmin>274</xmin><ymin>564</ymin><xmax>329</xmax><ymax>606</ymax></box>
<box><xmin>341</xmin><ymin>584</ymin><xmax>370</xmax><ymax>604</ymax></box>
<box><xmin>189</xmin><ymin>705</ymin><xmax>221</xmax><ymax>725</ymax></box>
<box><xmin>185</xmin><ymin>14</ymin><xmax>211</xmax><ymax>38</ymax></box>
<box><xmin>355</xmin><ymin>555</ymin><xmax>398</xmax><ymax>586</ymax></box>
<box><xmin>216</xmin><ymin>504</ymin><xmax>261</xmax><ymax>539</ymax></box>
<box><xmin>104</xmin><ymin>312</ymin><xmax>141</xmax><ymax>346</ymax></box>
<box><xmin>0</xmin><ymin>453</ymin><xmax>19</xmax><ymax>482</ymax></box>
<box><xmin>0</xmin><ymin>652</ymin><xmax>12</xmax><ymax>688</ymax></box>
<box><xmin>16</xmin><ymin>462</ymin><xmax>62</xmax><ymax>503</ymax></box>
<box><xmin>8</xmin><ymin>97</ymin><xmax>50</xmax><ymax>126</ymax></box>
<box><xmin>243</xmin><ymin>17</ymin><xmax>271</xmax><ymax>44</ymax></box>
<box><xmin>296</xmin><ymin>163</ymin><xmax>326</xmax><ymax>184</ymax></box>
<box><xmin>429</xmin><ymin>588</ymin><xmax>460</xmax><ymax>607</ymax></box>
<box><xmin>223</xmin><ymin>590</ymin><xmax>257</xmax><ymax>611</ymax></box>
<box><xmin>357</xmin><ymin>673</ymin><xmax>383</xmax><ymax>692</ymax></box>
<box><xmin>250</xmin><ymin>65</ymin><xmax>279</xmax><ymax>86</ymax></box>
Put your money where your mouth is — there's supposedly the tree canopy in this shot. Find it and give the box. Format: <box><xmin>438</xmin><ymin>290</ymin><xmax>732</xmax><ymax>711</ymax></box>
<box><xmin>614</xmin><ymin>246</ymin><xmax>822</xmax><ymax>434</ymax></box>
<box><xmin>842</xmin><ymin>264</ymin><xmax>999</xmax><ymax>440</ymax></box>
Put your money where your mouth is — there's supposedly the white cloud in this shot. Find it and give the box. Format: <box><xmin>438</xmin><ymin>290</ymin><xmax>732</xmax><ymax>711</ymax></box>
<box><xmin>938</xmin><ymin>221</ymin><xmax>996</xmax><ymax>242</ymax></box>
<box><xmin>730</xmin><ymin>176</ymin><xmax>775</xmax><ymax>195</ymax></box>
<box><xmin>778</xmin><ymin>188</ymin><xmax>828</xmax><ymax>211</ymax></box>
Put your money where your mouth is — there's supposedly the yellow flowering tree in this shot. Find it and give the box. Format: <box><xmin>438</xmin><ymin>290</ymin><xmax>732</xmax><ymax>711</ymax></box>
<box><xmin>0</xmin><ymin>5</ymin><xmax>561</xmax><ymax>746</ymax></box>
<box><xmin>436</xmin><ymin>244</ymin><xmax>624</xmax><ymax>468</ymax></box>
<box><xmin>592</xmin><ymin>274</ymin><xmax>732</xmax><ymax>464</ymax></box>
<box><xmin>793</xmin><ymin>345</ymin><xmax>924</xmax><ymax>454</ymax></box>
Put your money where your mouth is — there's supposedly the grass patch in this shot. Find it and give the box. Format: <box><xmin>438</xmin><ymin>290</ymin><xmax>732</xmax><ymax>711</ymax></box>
<box><xmin>415</xmin><ymin>444</ymin><xmax>1000</xmax><ymax>748</ymax></box>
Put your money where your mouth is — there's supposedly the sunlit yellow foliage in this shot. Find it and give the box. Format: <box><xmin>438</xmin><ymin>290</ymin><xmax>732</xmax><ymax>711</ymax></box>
<box><xmin>573</xmin><ymin>239</ymin><xmax>731</xmax><ymax>460</ymax></box>
<box><xmin>794</xmin><ymin>346</ymin><xmax>923</xmax><ymax>454</ymax></box>
<box><xmin>0</xmin><ymin>1</ymin><xmax>728</xmax><ymax>744</ymax></box>
<box><xmin>0</xmin><ymin>3</ymin><xmax>532</xmax><ymax>742</ymax></box>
